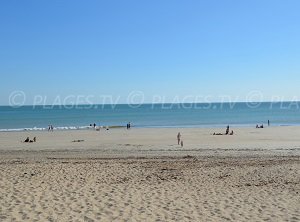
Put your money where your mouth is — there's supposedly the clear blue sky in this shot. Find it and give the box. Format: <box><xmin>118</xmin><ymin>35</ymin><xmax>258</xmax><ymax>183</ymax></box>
<box><xmin>1</xmin><ymin>0</ymin><xmax>300</xmax><ymax>105</ymax></box>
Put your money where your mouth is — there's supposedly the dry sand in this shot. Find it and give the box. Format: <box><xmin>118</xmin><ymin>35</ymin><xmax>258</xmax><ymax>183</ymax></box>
<box><xmin>0</xmin><ymin>127</ymin><xmax>299</xmax><ymax>221</ymax></box>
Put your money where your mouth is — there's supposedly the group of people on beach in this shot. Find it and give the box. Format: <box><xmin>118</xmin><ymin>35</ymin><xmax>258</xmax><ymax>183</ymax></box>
<box><xmin>256</xmin><ymin>120</ymin><xmax>270</xmax><ymax>128</ymax></box>
<box><xmin>24</xmin><ymin>137</ymin><xmax>36</xmax><ymax>143</ymax></box>
<box><xmin>48</xmin><ymin>125</ymin><xmax>54</xmax><ymax>132</ymax></box>
<box><xmin>20</xmin><ymin>121</ymin><xmax>272</xmax><ymax>148</ymax></box>
<box><xmin>213</xmin><ymin>125</ymin><xmax>234</xmax><ymax>136</ymax></box>
<box><xmin>90</xmin><ymin>123</ymin><xmax>97</xmax><ymax>128</ymax></box>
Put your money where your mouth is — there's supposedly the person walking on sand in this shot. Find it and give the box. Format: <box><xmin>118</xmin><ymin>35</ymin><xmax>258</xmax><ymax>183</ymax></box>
<box><xmin>181</xmin><ymin>140</ymin><xmax>183</xmax><ymax>148</ymax></box>
<box><xmin>177</xmin><ymin>132</ymin><xmax>181</xmax><ymax>145</ymax></box>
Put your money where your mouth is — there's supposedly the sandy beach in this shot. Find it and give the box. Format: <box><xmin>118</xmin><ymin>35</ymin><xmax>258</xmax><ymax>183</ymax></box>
<box><xmin>3</xmin><ymin>0</ymin><xmax>300</xmax><ymax>221</ymax></box>
<box><xmin>0</xmin><ymin>127</ymin><xmax>299</xmax><ymax>221</ymax></box>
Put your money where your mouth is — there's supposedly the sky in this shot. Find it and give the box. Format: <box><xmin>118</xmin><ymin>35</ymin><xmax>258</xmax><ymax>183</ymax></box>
<box><xmin>1</xmin><ymin>0</ymin><xmax>300</xmax><ymax>105</ymax></box>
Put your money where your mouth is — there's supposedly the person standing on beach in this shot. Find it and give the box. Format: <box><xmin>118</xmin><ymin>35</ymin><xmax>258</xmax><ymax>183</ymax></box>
<box><xmin>181</xmin><ymin>140</ymin><xmax>183</xmax><ymax>147</ymax></box>
<box><xmin>268</xmin><ymin>120</ymin><xmax>270</xmax><ymax>126</ymax></box>
<box><xmin>177</xmin><ymin>132</ymin><xmax>181</xmax><ymax>145</ymax></box>
<box><xmin>226</xmin><ymin>125</ymin><xmax>230</xmax><ymax>135</ymax></box>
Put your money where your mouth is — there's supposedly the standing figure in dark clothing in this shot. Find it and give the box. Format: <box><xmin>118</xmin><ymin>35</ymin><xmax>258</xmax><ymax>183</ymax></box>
<box><xmin>226</xmin><ymin>125</ymin><xmax>230</xmax><ymax>135</ymax></box>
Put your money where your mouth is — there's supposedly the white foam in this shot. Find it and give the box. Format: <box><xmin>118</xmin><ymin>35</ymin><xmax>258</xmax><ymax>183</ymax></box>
<box><xmin>0</xmin><ymin>125</ymin><xmax>94</xmax><ymax>132</ymax></box>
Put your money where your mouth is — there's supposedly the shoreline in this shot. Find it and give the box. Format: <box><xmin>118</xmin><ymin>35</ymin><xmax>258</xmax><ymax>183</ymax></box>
<box><xmin>0</xmin><ymin>123</ymin><xmax>299</xmax><ymax>133</ymax></box>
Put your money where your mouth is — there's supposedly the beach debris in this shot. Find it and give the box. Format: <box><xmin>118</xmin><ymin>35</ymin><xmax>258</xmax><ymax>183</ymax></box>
<box><xmin>183</xmin><ymin>155</ymin><xmax>193</xmax><ymax>159</ymax></box>
<box><xmin>72</xmin><ymin>140</ymin><xmax>85</xmax><ymax>143</ymax></box>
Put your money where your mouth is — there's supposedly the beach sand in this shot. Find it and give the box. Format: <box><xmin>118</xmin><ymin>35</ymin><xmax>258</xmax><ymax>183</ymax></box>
<box><xmin>0</xmin><ymin>127</ymin><xmax>299</xmax><ymax>221</ymax></box>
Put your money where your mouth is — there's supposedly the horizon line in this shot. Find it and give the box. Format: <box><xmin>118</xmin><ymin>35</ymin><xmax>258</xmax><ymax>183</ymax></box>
<box><xmin>1</xmin><ymin>100</ymin><xmax>300</xmax><ymax>107</ymax></box>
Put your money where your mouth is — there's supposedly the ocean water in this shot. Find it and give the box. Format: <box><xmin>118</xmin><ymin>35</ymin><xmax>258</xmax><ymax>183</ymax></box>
<box><xmin>1</xmin><ymin>102</ymin><xmax>300</xmax><ymax>131</ymax></box>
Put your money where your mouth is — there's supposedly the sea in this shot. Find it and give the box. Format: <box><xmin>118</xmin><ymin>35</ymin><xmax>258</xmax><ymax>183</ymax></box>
<box><xmin>1</xmin><ymin>102</ymin><xmax>300</xmax><ymax>131</ymax></box>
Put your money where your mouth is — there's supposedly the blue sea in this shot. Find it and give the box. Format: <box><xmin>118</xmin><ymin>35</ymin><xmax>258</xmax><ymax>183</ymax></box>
<box><xmin>1</xmin><ymin>102</ymin><xmax>300</xmax><ymax>131</ymax></box>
